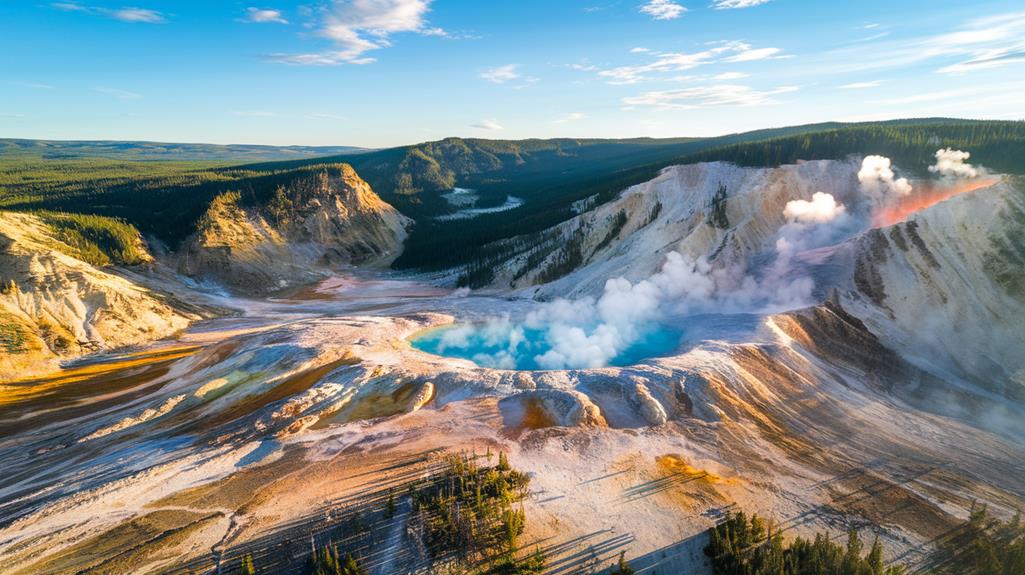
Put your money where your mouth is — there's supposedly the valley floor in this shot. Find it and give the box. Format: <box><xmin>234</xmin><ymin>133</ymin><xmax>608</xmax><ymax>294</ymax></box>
<box><xmin>2</xmin><ymin>271</ymin><xmax>1024</xmax><ymax>575</ymax></box>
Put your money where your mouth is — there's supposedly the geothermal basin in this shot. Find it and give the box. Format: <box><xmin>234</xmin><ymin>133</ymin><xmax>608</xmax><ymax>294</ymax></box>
<box><xmin>410</xmin><ymin>313</ymin><xmax>764</xmax><ymax>370</ymax></box>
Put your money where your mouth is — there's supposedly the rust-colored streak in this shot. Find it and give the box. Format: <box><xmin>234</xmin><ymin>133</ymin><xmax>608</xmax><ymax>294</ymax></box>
<box><xmin>0</xmin><ymin>346</ymin><xmax>202</xmax><ymax>435</ymax></box>
<box><xmin>197</xmin><ymin>355</ymin><xmax>358</xmax><ymax>430</ymax></box>
<box><xmin>873</xmin><ymin>177</ymin><xmax>998</xmax><ymax>227</ymax></box>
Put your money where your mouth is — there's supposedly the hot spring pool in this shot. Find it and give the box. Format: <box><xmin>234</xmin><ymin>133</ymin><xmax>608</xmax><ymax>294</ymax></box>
<box><xmin>410</xmin><ymin>322</ymin><xmax>682</xmax><ymax>370</ymax></box>
<box><xmin>410</xmin><ymin>314</ymin><xmax>763</xmax><ymax>371</ymax></box>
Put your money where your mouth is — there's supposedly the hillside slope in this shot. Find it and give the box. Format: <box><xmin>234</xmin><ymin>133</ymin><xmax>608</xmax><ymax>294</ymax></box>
<box><xmin>176</xmin><ymin>164</ymin><xmax>410</xmax><ymax>294</ymax></box>
<box><xmin>469</xmin><ymin>158</ymin><xmax>1025</xmax><ymax>402</ymax></box>
<box><xmin>0</xmin><ymin>212</ymin><xmax>202</xmax><ymax>380</ymax></box>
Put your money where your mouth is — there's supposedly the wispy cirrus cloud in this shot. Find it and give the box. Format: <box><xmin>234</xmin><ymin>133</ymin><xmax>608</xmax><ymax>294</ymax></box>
<box><xmin>272</xmin><ymin>0</ymin><xmax>445</xmax><ymax>66</ymax></box>
<box><xmin>640</xmin><ymin>0</ymin><xmax>687</xmax><ymax>20</ymax></box>
<box><xmin>481</xmin><ymin>64</ymin><xmax>521</xmax><ymax>84</ymax></box>
<box><xmin>13</xmin><ymin>81</ymin><xmax>55</xmax><ymax>90</ymax></box>
<box><xmin>471</xmin><ymin>119</ymin><xmax>504</xmax><ymax>131</ymax></box>
<box><xmin>94</xmin><ymin>87</ymin><xmax>142</xmax><ymax>100</ymax></box>
<box><xmin>306</xmin><ymin>112</ymin><xmax>346</xmax><ymax>121</ymax></box>
<box><xmin>243</xmin><ymin>7</ymin><xmax>288</xmax><ymax>24</ymax></box>
<box><xmin>840</xmin><ymin>80</ymin><xmax>882</xmax><ymax>89</ymax></box>
<box><xmin>554</xmin><ymin>112</ymin><xmax>586</xmax><ymax>123</ymax></box>
<box><xmin>713</xmin><ymin>71</ymin><xmax>749</xmax><ymax>80</ymax></box>
<box><xmin>712</xmin><ymin>0</ymin><xmax>771</xmax><ymax>9</ymax></box>
<box><xmin>623</xmin><ymin>84</ymin><xmax>798</xmax><ymax>110</ymax></box>
<box><xmin>722</xmin><ymin>46</ymin><xmax>785</xmax><ymax>62</ymax></box>
<box><xmin>598</xmin><ymin>41</ymin><xmax>786</xmax><ymax>84</ymax></box>
<box><xmin>814</xmin><ymin>11</ymin><xmax>1025</xmax><ymax>77</ymax></box>
<box><xmin>53</xmin><ymin>3</ymin><xmax>166</xmax><ymax>23</ymax></box>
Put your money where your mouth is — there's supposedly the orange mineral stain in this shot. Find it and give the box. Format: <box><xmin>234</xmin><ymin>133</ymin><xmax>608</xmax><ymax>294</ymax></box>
<box><xmin>873</xmin><ymin>177</ymin><xmax>998</xmax><ymax>227</ymax></box>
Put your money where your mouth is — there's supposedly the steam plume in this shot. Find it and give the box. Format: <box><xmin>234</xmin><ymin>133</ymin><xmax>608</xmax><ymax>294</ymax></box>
<box><xmin>858</xmin><ymin>155</ymin><xmax>913</xmax><ymax>203</ymax></box>
<box><xmin>929</xmin><ymin>148</ymin><xmax>979</xmax><ymax>179</ymax></box>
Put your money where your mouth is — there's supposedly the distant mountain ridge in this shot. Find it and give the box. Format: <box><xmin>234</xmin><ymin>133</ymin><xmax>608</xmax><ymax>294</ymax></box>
<box><xmin>0</xmin><ymin>138</ymin><xmax>370</xmax><ymax>162</ymax></box>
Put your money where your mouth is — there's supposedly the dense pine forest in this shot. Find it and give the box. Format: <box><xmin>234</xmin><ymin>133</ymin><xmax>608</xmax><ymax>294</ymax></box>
<box><xmin>683</xmin><ymin>121</ymin><xmax>1025</xmax><ymax>176</ymax></box>
<box><xmin>703</xmin><ymin>504</ymin><xmax>1025</xmax><ymax>575</ymax></box>
<box><xmin>704</xmin><ymin>512</ymin><xmax>906</xmax><ymax>575</ymax></box>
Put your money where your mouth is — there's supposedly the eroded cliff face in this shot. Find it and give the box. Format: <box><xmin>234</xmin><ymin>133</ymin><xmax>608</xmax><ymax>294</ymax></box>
<box><xmin>488</xmin><ymin>160</ymin><xmax>863</xmax><ymax>298</ymax></box>
<box><xmin>0</xmin><ymin>212</ymin><xmax>199</xmax><ymax>381</ymax></box>
<box><xmin>477</xmin><ymin>159</ymin><xmax>1024</xmax><ymax>399</ymax></box>
<box><xmin>838</xmin><ymin>178</ymin><xmax>1025</xmax><ymax>400</ymax></box>
<box><xmin>176</xmin><ymin>164</ymin><xmax>410</xmax><ymax>294</ymax></box>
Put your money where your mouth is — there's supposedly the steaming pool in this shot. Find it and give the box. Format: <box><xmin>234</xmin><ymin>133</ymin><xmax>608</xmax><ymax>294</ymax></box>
<box><xmin>410</xmin><ymin>314</ymin><xmax>763</xmax><ymax>371</ymax></box>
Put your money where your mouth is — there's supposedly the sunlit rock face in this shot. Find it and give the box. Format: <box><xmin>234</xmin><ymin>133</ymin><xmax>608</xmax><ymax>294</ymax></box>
<box><xmin>176</xmin><ymin>165</ymin><xmax>410</xmax><ymax>294</ymax></box>
<box><xmin>0</xmin><ymin>211</ymin><xmax>201</xmax><ymax>380</ymax></box>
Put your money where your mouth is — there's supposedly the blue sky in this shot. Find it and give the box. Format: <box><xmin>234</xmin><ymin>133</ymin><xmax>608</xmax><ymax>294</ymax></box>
<box><xmin>2</xmin><ymin>0</ymin><xmax>1024</xmax><ymax>147</ymax></box>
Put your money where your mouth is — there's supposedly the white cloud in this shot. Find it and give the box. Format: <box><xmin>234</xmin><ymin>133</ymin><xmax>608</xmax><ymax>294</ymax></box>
<box><xmin>840</xmin><ymin>80</ymin><xmax>882</xmax><ymax>89</ymax></box>
<box><xmin>471</xmin><ymin>119</ymin><xmax>504</xmax><ymax>131</ymax></box>
<box><xmin>481</xmin><ymin>64</ymin><xmax>520</xmax><ymax>84</ymax></box>
<box><xmin>722</xmin><ymin>46</ymin><xmax>784</xmax><ymax>62</ymax></box>
<box><xmin>272</xmin><ymin>0</ymin><xmax>443</xmax><ymax>65</ymax></box>
<box><xmin>13</xmin><ymin>81</ymin><xmax>55</xmax><ymax>89</ymax></box>
<box><xmin>818</xmin><ymin>11</ymin><xmax>1025</xmax><ymax>76</ymax></box>
<box><xmin>307</xmin><ymin>112</ymin><xmax>346</xmax><ymax>120</ymax></box>
<box><xmin>713</xmin><ymin>71</ymin><xmax>749</xmax><ymax>80</ymax></box>
<box><xmin>631</xmin><ymin>47</ymin><xmax>651</xmax><ymax>53</ymax></box>
<box><xmin>712</xmin><ymin>0</ymin><xmax>771</xmax><ymax>8</ymax></box>
<box><xmin>555</xmin><ymin>112</ymin><xmax>586</xmax><ymax>123</ymax></box>
<box><xmin>52</xmin><ymin>3</ymin><xmax>166</xmax><ymax>23</ymax></box>
<box><xmin>938</xmin><ymin>46</ymin><xmax>1025</xmax><ymax>73</ymax></box>
<box><xmin>52</xmin><ymin>2</ymin><xmax>89</xmax><ymax>12</ymax></box>
<box><xmin>598</xmin><ymin>42</ymin><xmax>785</xmax><ymax>84</ymax></box>
<box><xmin>244</xmin><ymin>7</ymin><xmax>288</xmax><ymax>24</ymax></box>
<box><xmin>623</xmin><ymin>84</ymin><xmax>798</xmax><ymax>109</ymax></box>
<box><xmin>94</xmin><ymin>87</ymin><xmax>142</xmax><ymax>100</ymax></box>
<box><xmin>109</xmin><ymin>7</ymin><xmax>164</xmax><ymax>23</ymax></box>
<box><xmin>640</xmin><ymin>0</ymin><xmax>687</xmax><ymax>20</ymax></box>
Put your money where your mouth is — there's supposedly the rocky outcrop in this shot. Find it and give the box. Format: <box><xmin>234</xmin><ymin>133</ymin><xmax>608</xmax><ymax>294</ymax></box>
<box><xmin>838</xmin><ymin>178</ymin><xmax>1025</xmax><ymax>399</ymax></box>
<box><xmin>483</xmin><ymin>160</ymin><xmax>863</xmax><ymax>298</ymax></box>
<box><xmin>176</xmin><ymin>164</ymin><xmax>410</xmax><ymax>294</ymax></box>
<box><xmin>0</xmin><ymin>212</ymin><xmax>199</xmax><ymax>381</ymax></box>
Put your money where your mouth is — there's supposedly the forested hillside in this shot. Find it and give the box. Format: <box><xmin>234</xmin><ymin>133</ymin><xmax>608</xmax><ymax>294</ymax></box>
<box><xmin>2</xmin><ymin>119</ymin><xmax>1022</xmax><ymax>274</ymax></box>
<box><xmin>682</xmin><ymin>121</ymin><xmax>1025</xmax><ymax>174</ymax></box>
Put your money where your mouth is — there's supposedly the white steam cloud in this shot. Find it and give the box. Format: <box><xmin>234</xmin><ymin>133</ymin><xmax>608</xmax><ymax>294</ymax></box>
<box><xmin>436</xmin><ymin>150</ymin><xmax>983</xmax><ymax>371</ymax></box>
<box><xmin>929</xmin><ymin>148</ymin><xmax>979</xmax><ymax>179</ymax></box>
<box><xmin>858</xmin><ymin>155</ymin><xmax>913</xmax><ymax>202</ymax></box>
<box><xmin>445</xmin><ymin>190</ymin><xmax>854</xmax><ymax>370</ymax></box>
<box><xmin>783</xmin><ymin>192</ymin><xmax>847</xmax><ymax>224</ymax></box>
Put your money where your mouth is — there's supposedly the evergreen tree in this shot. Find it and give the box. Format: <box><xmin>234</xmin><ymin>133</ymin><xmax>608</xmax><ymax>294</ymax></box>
<box><xmin>708</xmin><ymin>182</ymin><xmax>730</xmax><ymax>229</ymax></box>
<box><xmin>611</xmin><ymin>550</ymin><xmax>636</xmax><ymax>575</ymax></box>
<box><xmin>385</xmin><ymin>489</ymin><xmax>396</xmax><ymax>519</ymax></box>
<box><xmin>867</xmin><ymin>537</ymin><xmax>884</xmax><ymax>575</ymax></box>
<box><xmin>240</xmin><ymin>552</ymin><xmax>256</xmax><ymax>575</ymax></box>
